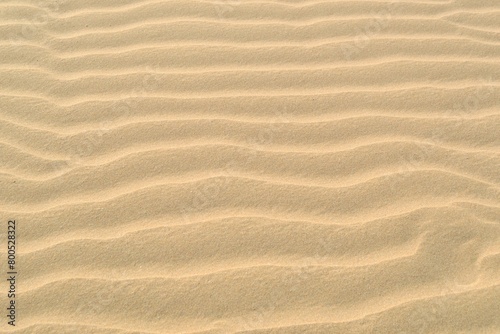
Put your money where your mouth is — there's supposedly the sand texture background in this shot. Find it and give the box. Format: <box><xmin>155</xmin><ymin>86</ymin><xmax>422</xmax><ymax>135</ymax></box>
<box><xmin>1</xmin><ymin>0</ymin><xmax>500</xmax><ymax>333</ymax></box>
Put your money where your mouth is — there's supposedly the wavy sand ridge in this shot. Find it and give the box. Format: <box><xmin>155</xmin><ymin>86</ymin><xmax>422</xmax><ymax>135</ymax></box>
<box><xmin>0</xmin><ymin>0</ymin><xmax>499</xmax><ymax>333</ymax></box>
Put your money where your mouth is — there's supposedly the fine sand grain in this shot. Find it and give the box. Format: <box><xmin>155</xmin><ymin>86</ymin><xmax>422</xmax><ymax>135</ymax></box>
<box><xmin>0</xmin><ymin>0</ymin><xmax>499</xmax><ymax>333</ymax></box>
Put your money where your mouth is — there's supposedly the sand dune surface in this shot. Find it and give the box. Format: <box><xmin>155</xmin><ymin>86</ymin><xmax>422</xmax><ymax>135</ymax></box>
<box><xmin>0</xmin><ymin>0</ymin><xmax>499</xmax><ymax>333</ymax></box>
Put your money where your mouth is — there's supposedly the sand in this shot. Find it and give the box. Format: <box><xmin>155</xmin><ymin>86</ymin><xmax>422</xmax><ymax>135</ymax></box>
<box><xmin>0</xmin><ymin>0</ymin><xmax>499</xmax><ymax>333</ymax></box>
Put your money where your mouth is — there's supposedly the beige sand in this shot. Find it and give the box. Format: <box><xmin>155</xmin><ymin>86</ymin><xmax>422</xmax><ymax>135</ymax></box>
<box><xmin>1</xmin><ymin>0</ymin><xmax>499</xmax><ymax>333</ymax></box>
